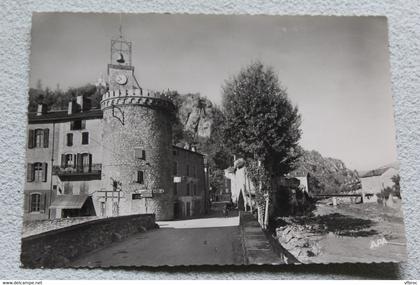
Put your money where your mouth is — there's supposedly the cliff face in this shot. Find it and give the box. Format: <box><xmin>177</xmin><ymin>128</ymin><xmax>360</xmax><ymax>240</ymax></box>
<box><xmin>171</xmin><ymin>93</ymin><xmax>219</xmax><ymax>141</ymax></box>
<box><xmin>291</xmin><ymin>150</ymin><xmax>360</xmax><ymax>194</ymax></box>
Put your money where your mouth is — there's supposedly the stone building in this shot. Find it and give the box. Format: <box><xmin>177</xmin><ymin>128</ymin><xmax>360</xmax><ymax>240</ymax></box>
<box><xmin>24</xmin><ymin>33</ymin><xmax>208</xmax><ymax>221</ymax></box>
<box><xmin>360</xmin><ymin>166</ymin><xmax>399</xmax><ymax>203</ymax></box>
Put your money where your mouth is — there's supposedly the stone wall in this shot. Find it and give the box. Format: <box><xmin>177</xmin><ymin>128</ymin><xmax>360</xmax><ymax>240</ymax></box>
<box><xmin>22</xmin><ymin>216</ymin><xmax>103</xmax><ymax>238</ymax></box>
<box><xmin>21</xmin><ymin>214</ymin><xmax>156</xmax><ymax>268</ymax></box>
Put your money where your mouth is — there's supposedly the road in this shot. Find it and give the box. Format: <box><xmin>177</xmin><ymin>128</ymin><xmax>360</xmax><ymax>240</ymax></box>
<box><xmin>71</xmin><ymin>215</ymin><xmax>245</xmax><ymax>267</ymax></box>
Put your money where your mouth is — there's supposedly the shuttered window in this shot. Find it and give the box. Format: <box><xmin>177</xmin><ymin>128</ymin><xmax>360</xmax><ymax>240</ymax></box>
<box><xmin>66</xmin><ymin>133</ymin><xmax>73</xmax><ymax>146</ymax></box>
<box><xmin>28</xmin><ymin>129</ymin><xmax>49</xmax><ymax>148</ymax></box>
<box><xmin>134</xmin><ymin>148</ymin><xmax>146</xmax><ymax>160</ymax></box>
<box><xmin>30</xmin><ymin>193</ymin><xmax>41</xmax><ymax>212</ymax></box>
<box><xmin>70</xmin><ymin>120</ymin><xmax>85</xmax><ymax>130</ymax></box>
<box><xmin>137</xmin><ymin>171</ymin><xmax>144</xmax><ymax>184</ymax></box>
<box><xmin>82</xmin><ymin>132</ymin><xmax>89</xmax><ymax>145</ymax></box>
<box><xmin>27</xmin><ymin>162</ymin><xmax>48</xmax><ymax>183</ymax></box>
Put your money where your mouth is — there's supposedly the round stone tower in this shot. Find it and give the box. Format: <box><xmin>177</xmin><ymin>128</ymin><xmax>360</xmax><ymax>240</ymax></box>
<box><xmin>100</xmin><ymin>32</ymin><xmax>175</xmax><ymax>220</ymax></box>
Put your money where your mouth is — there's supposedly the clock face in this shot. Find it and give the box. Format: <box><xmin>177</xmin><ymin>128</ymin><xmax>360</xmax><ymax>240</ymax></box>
<box><xmin>115</xmin><ymin>74</ymin><xmax>128</xmax><ymax>85</ymax></box>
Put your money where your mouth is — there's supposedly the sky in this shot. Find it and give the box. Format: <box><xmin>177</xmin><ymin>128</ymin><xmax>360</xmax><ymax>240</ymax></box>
<box><xmin>30</xmin><ymin>13</ymin><xmax>398</xmax><ymax>171</ymax></box>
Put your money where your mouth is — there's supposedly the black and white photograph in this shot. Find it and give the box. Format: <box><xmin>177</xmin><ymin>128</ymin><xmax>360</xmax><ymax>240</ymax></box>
<box><xmin>21</xmin><ymin>13</ymin><xmax>407</xmax><ymax>268</ymax></box>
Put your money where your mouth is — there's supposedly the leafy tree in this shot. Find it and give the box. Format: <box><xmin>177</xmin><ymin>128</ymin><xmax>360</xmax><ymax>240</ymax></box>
<box><xmin>222</xmin><ymin>61</ymin><xmax>302</xmax><ymax>184</ymax></box>
<box><xmin>391</xmin><ymin>174</ymin><xmax>401</xmax><ymax>199</ymax></box>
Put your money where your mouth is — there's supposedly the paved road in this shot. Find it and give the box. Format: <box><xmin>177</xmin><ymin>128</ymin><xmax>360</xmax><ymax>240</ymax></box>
<box><xmin>71</xmin><ymin>215</ymin><xmax>245</xmax><ymax>267</ymax></box>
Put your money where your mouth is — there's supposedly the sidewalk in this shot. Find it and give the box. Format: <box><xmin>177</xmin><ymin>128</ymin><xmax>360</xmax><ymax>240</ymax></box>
<box><xmin>240</xmin><ymin>212</ymin><xmax>285</xmax><ymax>265</ymax></box>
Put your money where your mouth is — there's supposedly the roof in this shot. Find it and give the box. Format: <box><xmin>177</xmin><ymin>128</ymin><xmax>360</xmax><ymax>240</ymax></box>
<box><xmin>360</xmin><ymin>166</ymin><xmax>398</xmax><ymax>178</ymax></box>
<box><xmin>172</xmin><ymin>145</ymin><xmax>205</xmax><ymax>157</ymax></box>
<box><xmin>28</xmin><ymin>109</ymin><xmax>103</xmax><ymax>124</ymax></box>
<box><xmin>49</xmin><ymin>195</ymin><xmax>89</xmax><ymax>209</ymax></box>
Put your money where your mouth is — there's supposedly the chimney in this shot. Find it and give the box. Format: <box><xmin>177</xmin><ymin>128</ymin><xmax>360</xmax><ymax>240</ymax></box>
<box><xmin>68</xmin><ymin>101</ymin><xmax>73</xmax><ymax>115</ymax></box>
<box><xmin>36</xmin><ymin>104</ymin><xmax>47</xmax><ymax>116</ymax></box>
<box><xmin>76</xmin><ymin>95</ymin><xmax>83</xmax><ymax>112</ymax></box>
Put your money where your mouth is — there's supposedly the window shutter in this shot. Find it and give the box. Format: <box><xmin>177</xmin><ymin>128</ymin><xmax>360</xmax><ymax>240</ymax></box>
<box><xmin>39</xmin><ymin>193</ymin><xmax>46</xmax><ymax>213</ymax></box>
<box><xmin>43</xmin><ymin>129</ymin><xmax>49</xmax><ymax>148</ymax></box>
<box><xmin>42</xmin><ymin>163</ymin><xmax>48</xmax><ymax>182</ymax></box>
<box><xmin>73</xmin><ymin>154</ymin><xmax>77</xmax><ymax>169</ymax></box>
<box><xmin>61</xmin><ymin>154</ymin><xmax>66</xmax><ymax>168</ymax></box>
<box><xmin>77</xmin><ymin>153</ymin><xmax>82</xmax><ymax>172</ymax></box>
<box><xmin>23</xmin><ymin>194</ymin><xmax>29</xmax><ymax>213</ymax></box>
<box><xmin>27</xmin><ymin>163</ymin><xmax>34</xmax><ymax>182</ymax></box>
<box><xmin>88</xmin><ymin>153</ymin><xmax>92</xmax><ymax>172</ymax></box>
<box><xmin>28</xmin><ymin>130</ymin><xmax>34</xmax><ymax>149</ymax></box>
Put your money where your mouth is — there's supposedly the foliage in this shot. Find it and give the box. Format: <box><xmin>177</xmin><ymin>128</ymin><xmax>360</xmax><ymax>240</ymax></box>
<box><xmin>391</xmin><ymin>174</ymin><xmax>401</xmax><ymax>198</ymax></box>
<box><xmin>377</xmin><ymin>174</ymin><xmax>401</xmax><ymax>201</ymax></box>
<box><xmin>28</xmin><ymin>82</ymin><xmax>102</xmax><ymax>112</ymax></box>
<box><xmin>221</xmin><ymin>61</ymin><xmax>302</xmax><ymax>178</ymax></box>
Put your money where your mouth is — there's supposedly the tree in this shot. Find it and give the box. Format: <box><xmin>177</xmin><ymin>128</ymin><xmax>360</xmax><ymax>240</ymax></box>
<box><xmin>221</xmin><ymin>61</ymin><xmax>302</xmax><ymax>224</ymax></box>
<box><xmin>391</xmin><ymin>174</ymin><xmax>401</xmax><ymax>199</ymax></box>
<box><xmin>222</xmin><ymin>61</ymin><xmax>302</xmax><ymax>177</ymax></box>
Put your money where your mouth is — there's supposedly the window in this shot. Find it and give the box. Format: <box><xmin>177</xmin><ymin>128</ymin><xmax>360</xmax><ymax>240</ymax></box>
<box><xmin>67</xmin><ymin>133</ymin><xmax>73</xmax><ymax>146</ymax></box>
<box><xmin>82</xmin><ymin>132</ymin><xmax>89</xmax><ymax>145</ymax></box>
<box><xmin>173</xmin><ymin>183</ymin><xmax>177</xmax><ymax>195</ymax></box>
<box><xmin>81</xmin><ymin>153</ymin><xmax>92</xmax><ymax>173</ymax></box>
<box><xmin>28</xmin><ymin>129</ymin><xmax>49</xmax><ymax>148</ymax></box>
<box><xmin>30</xmin><ymin>193</ymin><xmax>41</xmax><ymax>212</ymax></box>
<box><xmin>186</xmin><ymin>183</ymin><xmax>190</xmax><ymax>196</ymax></box>
<box><xmin>134</xmin><ymin>148</ymin><xmax>146</xmax><ymax>160</ymax></box>
<box><xmin>34</xmin><ymin>163</ymin><xmax>43</xmax><ymax>182</ymax></box>
<box><xmin>64</xmin><ymin>154</ymin><xmax>73</xmax><ymax>168</ymax></box>
<box><xmin>100</xmin><ymin>202</ymin><xmax>106</xmax><ymax>217</ymax></box>
<box><xmin>186</xmin><ymin>165</ymin><xmax>190</xmax><ymax>176</ymax></box>
<box><xmin>27</xmin><ymin>162</ymin><xmax>47</xmax><ymax>183</ymax></box>
<box><xmin>193</xmin><ymin>184</ymin><xmax>197</xmax><ymax>196</ymax></box>
<box><xmin>35</xmin><ymin>129</ymin><xmax>43</xmax><ymax>147</ymax></box>
<box><xmin>136</xmin><ymin>171</ymin><xmax>144</xmax><ymax>184</ymax></box>
<box><xmin>70</xmin><ymin>120</ymin><xmax>85</xmax><ymax>130</ymax></box>
<box><xmin>173</xmin><ymin>162</ymin><xmax>178</xmax><ymax>176</ymax></box>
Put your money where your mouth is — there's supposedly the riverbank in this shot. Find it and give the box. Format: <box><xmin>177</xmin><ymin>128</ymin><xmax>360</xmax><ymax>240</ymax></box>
<box><xmin>274</xmin><ymin>202</ymin><xmax>407</xmax><ymax>263</ymax></box>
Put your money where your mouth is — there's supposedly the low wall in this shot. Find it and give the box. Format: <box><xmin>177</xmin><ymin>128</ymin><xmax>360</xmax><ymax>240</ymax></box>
<box><xmin>22</xmin><ymin>216</ymin><xmax>103</xmax><ymax>238</ymax></box>
<box><xmin>21</xmin><ymin>214</ymin><xmax>156</xmax><ymax>268</ymax></box>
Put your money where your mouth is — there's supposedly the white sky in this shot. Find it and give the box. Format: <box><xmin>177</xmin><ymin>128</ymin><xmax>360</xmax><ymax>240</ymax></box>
<box><xmin>29</xmin><ymin>13</ymin><xmax>398</xmax><ymax>171</ymax></box>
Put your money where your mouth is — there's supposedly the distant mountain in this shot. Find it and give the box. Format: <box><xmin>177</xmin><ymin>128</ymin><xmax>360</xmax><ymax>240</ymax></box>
<box><xmin>290</xmin><ymin>150</ymin><xmax>361</xmax><ymax>195</ymax></box>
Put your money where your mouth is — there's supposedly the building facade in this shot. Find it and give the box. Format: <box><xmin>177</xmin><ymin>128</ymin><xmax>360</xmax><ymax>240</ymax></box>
<box><xmin>24</xmin><ymin>34</ymin><xmax>208</xmax><ymax>221</ymax></box>
<box><xmin>360</xmin><ymin>166</ymin><xmax>399</xmax><ymax>203</ymax></box>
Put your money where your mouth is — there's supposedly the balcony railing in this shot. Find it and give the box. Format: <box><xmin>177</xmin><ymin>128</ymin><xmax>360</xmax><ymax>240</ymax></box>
<box><xmin>53</xmin><ymin>164</ymin><xmax>102</xmax><ymax>181</ymax></box>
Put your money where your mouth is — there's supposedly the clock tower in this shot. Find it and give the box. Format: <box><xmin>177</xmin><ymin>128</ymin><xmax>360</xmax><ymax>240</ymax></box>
<box><xmin>100</xmin><ymin>28</ymin><xmax>175</xmax><ymax>220</ymax></box>
<box><xmin>107</xmin><ymin>31</ymin><xmax>141</xmax><ymax>91</ymax></box>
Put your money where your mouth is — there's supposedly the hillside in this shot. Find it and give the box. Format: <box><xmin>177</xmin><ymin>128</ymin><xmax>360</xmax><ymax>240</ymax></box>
<box><xmin>290</xmin><ymin>150</ymin><xmax>361</xmax><ymax>195</ymax></box>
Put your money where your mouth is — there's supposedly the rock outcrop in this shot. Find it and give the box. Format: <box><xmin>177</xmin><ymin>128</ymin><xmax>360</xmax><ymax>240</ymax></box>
<box><xmin>290</xmin><ymin>150</ymin><xmax>360</xmax><ymax>194</ymax></box>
